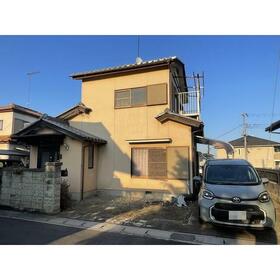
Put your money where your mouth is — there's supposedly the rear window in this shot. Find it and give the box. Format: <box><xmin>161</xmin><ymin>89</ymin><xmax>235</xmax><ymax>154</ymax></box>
<box><xmin>205</xmin><ymin>165</ymin><xmax>260</xmax><ymax>185</ymax></box>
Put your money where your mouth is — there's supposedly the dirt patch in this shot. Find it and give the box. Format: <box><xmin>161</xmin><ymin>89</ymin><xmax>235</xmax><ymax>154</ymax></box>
<box><xmin>59</xmin><ymin>192</ymin><xmax>280</xmax><ymax>244</ymax></box>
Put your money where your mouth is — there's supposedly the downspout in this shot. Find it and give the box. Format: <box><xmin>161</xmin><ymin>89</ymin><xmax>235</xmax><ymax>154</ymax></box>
<box><xmin>81</xmin><ymin>143</ymin><xmax>86</xmax><ymax>201</ymax></box>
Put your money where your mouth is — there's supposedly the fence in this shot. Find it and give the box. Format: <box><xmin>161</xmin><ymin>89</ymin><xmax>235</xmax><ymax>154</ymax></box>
<box><xmin>0</xmin><ymin>162</ymin><xmax>61</xmax><ymax>214</ymax></box>
<box><xmin>256</xmin><ymin>168</ymin><xmax>280</xmax><ymax>184</ymax></box>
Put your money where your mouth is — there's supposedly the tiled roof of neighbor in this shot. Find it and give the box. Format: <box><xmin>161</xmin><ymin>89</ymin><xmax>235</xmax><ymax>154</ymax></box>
<box><xmin>70</xmin><ymin>56</ymin><xmax>182</xmax><ymax>79</ymax></box>
<box><xmin>0</xmin><ymin>103</ymin><xmax>42</xmax><ymax>118</ymax></box>
<box><xmin>14</xmin><ymin>114</ymin><xmax>107</xmax><ymax>144</ymax></box>
<box><xmin>229</xmin><ymin>135</ymin><xmax>280</xmax><ymax>147</ymax></box>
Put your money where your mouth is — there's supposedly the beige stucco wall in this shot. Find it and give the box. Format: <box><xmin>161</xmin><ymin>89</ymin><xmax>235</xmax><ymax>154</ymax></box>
<box><xmin>0</xmin><ymin>111</ymin><xmax>14</xmax><ymax>135</ymax></box>
<box><xmin>216</xmin><ymin>146</ymin><xmax>277</xmax><ymax>168</ymax></box>
<box><xmin>60</xmin><ymin>136</ymin><xmax>83</xmax><ymax>201</ymax></box>
<box><xmin>70</xmin><ymin>69</ymin><xmax>193</xmax><ymax>196</ymax></box>
<box><xmin>29</xmin><ymin>146</ymin><xmax>38</xmax><ymax>168</ymax></box>
<box><xmin>82</xmin><ymin>145</ymin><xmax>98</xmax><ymax>197</ymax></box>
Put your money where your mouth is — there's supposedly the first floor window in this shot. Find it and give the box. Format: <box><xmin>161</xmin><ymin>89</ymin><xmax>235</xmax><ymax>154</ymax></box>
<box><xmin>131</xmin><ymin>146</ymin><xmax>189</xmax><ymax>179</ymax></box>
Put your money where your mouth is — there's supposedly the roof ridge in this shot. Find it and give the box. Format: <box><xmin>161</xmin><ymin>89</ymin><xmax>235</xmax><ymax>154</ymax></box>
<box><xmin>70</xmin><ymin>56</ymin><xmax>179</xmax><ymax>78</ymax></box>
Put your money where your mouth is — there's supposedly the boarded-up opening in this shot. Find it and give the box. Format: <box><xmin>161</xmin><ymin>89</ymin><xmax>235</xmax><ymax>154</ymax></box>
<box><xmin>167</xmin><ymin>147</ymin><xmax>189</xmax><ymax>179</ymax></box>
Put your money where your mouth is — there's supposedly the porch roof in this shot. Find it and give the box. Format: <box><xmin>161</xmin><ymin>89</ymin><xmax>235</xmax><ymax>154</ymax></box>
<box><xmin>155</xmin><ymin>109</ymin><xmax>204</xmax><ymax>134</ymax></box>
<box><xmin>13</xmin><ymin>114</ymin><xmax>107</xmax><ymax>144</ymax></box>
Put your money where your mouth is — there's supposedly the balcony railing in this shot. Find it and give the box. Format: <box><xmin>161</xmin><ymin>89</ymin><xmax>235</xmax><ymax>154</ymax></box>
<box><xmin>175</xmin><ymin>91</ymin><xmax>201</xmax><ymax>117</ymax></box>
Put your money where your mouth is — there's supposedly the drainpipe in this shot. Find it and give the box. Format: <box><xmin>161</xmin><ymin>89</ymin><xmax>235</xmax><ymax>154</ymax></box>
<box><xmin>81</xmin><ymin>143</ymin><xmax>86</xmax><ymax>201</ymax></box>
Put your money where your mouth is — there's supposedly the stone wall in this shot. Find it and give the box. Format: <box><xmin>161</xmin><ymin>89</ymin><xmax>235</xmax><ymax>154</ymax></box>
<box><xmin>0</xmin><ymin>162</ymin><xmax>61</xmax><ymax>214</ymax></box>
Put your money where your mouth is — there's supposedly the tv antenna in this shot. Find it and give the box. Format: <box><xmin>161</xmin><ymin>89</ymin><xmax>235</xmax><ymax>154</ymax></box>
<box><xmin>26</xmin><ymin>71</ymin><xmax>40</xmax><ymax>107</ymax></box>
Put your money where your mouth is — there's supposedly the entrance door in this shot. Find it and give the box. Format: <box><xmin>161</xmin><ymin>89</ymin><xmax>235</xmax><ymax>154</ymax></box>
<box><xmin>37</xmin><ymin>145</ymin><xmax>60</xmax><ymax>168</ymax></box>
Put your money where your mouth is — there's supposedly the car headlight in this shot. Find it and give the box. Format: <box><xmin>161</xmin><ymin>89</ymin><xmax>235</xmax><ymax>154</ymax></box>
<box><xmin>258</xmin><ymin>191</ymin><xmax>270</xmax><ymax>203</ymax></box>
<box><xmin>202</xmin><ymin>190</ymin><xmax>215</xmax><ymax>200</ymax></box>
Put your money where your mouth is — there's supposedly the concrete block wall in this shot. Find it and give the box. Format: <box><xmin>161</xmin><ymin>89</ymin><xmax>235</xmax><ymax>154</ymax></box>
<box><xmin>0</xmin><ymin>162</ymin><xmax>62</xmax><ymax>214</ymax></box>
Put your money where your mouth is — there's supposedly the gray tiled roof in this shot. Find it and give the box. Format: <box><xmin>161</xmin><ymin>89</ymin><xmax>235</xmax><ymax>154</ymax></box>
<box><xmin>229</xmin><ymin>135</ymin><xmax>280</xmax><ymax>147</ymax></box>
<box><xmin>70</xmin><ymin>56</ymin><xmax>179</xmax><ymax>78</ymax></box>
<box><xmin>14</xmin><ymin>114</ymin><xmax>107</xmax><ymax>144</ymax></box>
<box><xmin>0</xmin><ymin>103</ymin><xmax>42</xmax><ymax>117</ymax></box>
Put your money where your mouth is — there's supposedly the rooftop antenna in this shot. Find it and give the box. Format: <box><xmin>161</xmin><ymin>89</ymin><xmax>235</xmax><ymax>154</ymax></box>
<box><xmin>136</xmin><ymin>35</ymin><xmax>143</xmax><ymax>64</ymax></box>
<box><xmin>26</xmin><ymin>71</ymin><xmax>40</xmax><ymax>107</ymax></box>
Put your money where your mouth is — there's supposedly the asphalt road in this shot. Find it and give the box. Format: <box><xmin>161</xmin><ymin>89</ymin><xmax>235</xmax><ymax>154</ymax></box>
<box><xmin>0</xmin><ymin>217</ymin><xmax>184</xmax><ymax>245</ymax></box>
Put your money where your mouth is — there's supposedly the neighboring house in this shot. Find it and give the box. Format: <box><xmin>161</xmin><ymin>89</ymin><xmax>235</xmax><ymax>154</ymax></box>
<box><xmin>0</xmin><ymin>104</ymin><xmax>42</xmax><ymax>165</ymax></box>
<box><xmin>14</xmin><ymin>57</ymin><xmax>204</xmax><ymax>201</ymax></box>
<box><xmin>216</xmin><ymin>135</ymin><xmax>280</xmax><ymax>169</ymax></box>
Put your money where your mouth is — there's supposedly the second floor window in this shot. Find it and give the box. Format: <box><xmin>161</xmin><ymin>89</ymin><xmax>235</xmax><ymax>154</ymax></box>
<box><xmin>115</xmin><ymin>83</ymin><xmax>167</xmax><ymax>109</ymax></box>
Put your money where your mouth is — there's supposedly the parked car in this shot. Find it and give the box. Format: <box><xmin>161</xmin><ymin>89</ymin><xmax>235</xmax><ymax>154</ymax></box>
<box><xmin>195</xmin><ymin>159</ymin><xmax>276</xmax><ymax>228</ymax></box>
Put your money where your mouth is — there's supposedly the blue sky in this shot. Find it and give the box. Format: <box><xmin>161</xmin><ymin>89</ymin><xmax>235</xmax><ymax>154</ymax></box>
<box><xmin>1</xmin><ymin>35</ymin><xmax>280</xmax><ymax>144</ymax></box>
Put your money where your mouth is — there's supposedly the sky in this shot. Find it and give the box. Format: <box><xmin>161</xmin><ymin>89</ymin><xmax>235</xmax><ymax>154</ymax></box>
<box><xmin>1</xmin><ymin>35</ymin><xmax>280</xmax><ymax>145</ymax></box>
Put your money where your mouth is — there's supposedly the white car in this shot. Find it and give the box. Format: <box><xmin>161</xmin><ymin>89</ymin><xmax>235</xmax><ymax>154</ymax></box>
<box><xmin>197</xmin><ymin>159</ymin><xmax>276</xmax><ymax>228</ymax></box>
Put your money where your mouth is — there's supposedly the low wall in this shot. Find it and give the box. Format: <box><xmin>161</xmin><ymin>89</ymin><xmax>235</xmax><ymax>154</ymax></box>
<box><xmin>0</xmin><ymin>162</ymin><xmax>61</xmax><ymax>214</ymax></box>
<box><xmin>267</xmin><ymin>182</ymin><xmax>280</xmax><ymax>204</ymax></box>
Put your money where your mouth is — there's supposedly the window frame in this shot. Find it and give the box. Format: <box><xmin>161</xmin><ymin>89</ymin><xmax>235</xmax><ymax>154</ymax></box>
<box><xmin>88</xmin><ymin>145</ymin><xmax>94</xmax><ymax>169</ymax></box>
<box><xmin>131</xmin><ymin>146</ymin><xmax>189</xmax><ymax>180</ymax></box>
<box><xmin>114</xmin><ymin>83</ymin><xmax>168</xmax><ymax>109</ymax></box>
<box><xmin>131</xmin><ymin>147</ymin><xmax>167</xmax><ymax>179</ymax></box>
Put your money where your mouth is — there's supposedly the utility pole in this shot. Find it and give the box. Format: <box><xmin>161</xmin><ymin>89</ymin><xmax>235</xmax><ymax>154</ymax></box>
<box><xmin>26</xmin><ymin>71</ymin><xmax>40</xmax><ymax>107</ymax></box>
<box><xmin>242</xmin><ymin>113</ymin><xmax>248</xmax><ymax>160</ymax></box>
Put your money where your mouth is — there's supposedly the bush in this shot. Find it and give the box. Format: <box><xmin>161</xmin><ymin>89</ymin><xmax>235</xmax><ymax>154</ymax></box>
<box><xmin>60</xmin><ymin>180</ymin><xmax>71</xmax><ymax>210</ymax></box>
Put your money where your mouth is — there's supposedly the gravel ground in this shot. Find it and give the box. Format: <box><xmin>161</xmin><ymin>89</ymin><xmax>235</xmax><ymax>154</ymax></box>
<box><xmin>58</xmin><ymin>185</ymin><xmax>280</xmax><ymax>244</ymax></box>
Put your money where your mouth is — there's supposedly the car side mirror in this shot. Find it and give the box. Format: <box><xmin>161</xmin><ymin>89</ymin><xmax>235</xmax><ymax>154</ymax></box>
<box><xmin>262</xmin><ymin>178</ymin><xmax>269</xmax><ymax>185</ymax></box>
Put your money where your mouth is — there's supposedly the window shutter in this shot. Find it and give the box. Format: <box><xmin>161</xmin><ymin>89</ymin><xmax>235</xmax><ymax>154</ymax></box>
<box><xmin>131</xmin><ymin>87</ymin><xmax>147</xmax><ymax>106</ymax></box>
<box><xmin>167</xmin><ymin>147</ymin><xmax>189</xmax><ymax>179</ymax></box>
<box><xmin>148</xmin><ymin>149</ymin><xmax>167</xmax><ymax>178</ymax></box>
<box><xmin>147</xmin><ymin>83</ymin><xmax>167</xmax><ymax>106</ymax></box>
<box><xmin>115</xmin><ymin>90</ymin><xmax>131</xmax><ymax>108</ymax></box>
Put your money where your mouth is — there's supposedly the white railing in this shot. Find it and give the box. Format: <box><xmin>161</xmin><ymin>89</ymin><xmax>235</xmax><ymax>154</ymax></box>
<box><xmin>176</xmin><ymin>91</ymin><xmax>200</xmax><ymax>117</ymax></box>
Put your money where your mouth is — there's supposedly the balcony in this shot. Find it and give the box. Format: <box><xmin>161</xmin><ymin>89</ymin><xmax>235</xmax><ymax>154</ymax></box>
<box><xmin>173</xmin><ymin>91</ymin><xmax>201</xmax><ymax>118</ymax></box>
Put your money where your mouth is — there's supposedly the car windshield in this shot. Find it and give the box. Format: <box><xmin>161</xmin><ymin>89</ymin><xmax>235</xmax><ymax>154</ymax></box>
<box><xmin>205</xmin><ymin>164</ymin><xmax>260</xmax><ymax>185</ymax></box>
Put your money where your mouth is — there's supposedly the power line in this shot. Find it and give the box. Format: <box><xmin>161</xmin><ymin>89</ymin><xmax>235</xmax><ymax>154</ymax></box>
<box><xmin>216</xmin><ymin>124</ymin><xmax>242</xmax><ymax>139</ymax></box>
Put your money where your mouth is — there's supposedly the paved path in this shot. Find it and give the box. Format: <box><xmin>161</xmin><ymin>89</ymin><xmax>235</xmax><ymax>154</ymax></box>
<box><xmin>0</xmin><ymin>209</ymin><xmax>272</xmax><ymax>244</ymax></box>
<box><xmin>0</xmin><ymin>217</ymin><xmax>183</xmax><ymax>245</ymax></box>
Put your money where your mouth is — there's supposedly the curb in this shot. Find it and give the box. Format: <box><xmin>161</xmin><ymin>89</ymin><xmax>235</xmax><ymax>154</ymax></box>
<box><xmin>0</xmin><ymin>209</ymin><xmax>268</xmax><ymax>245</ymax></box>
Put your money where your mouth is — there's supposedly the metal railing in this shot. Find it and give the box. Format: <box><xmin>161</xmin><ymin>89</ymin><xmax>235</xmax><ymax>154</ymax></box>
<box><xmin>176</xmin><ymin>91</ymin><xmax>200</xmax><ymax>117</ymax></box>
<box><xmin>256</xmin><ymin>168</ymin><xmax>280</xmax><ymax>184</ymax></box>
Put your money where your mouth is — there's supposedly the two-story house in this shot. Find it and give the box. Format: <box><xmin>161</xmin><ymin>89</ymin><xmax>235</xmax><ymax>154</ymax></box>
<box><xmin>0</xmin><ymin>104</ymin><xmax>42</xmax><ymax>165</ymax></box>
<box><xmin>216</xmin><ymin>135</ymin><xmax>280</xmax><ymax>168</ymax></box>
<box><xmin>14</xmin><ymin>57</ymin><xmax>204</xmax><ymax>201</ymax></box>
